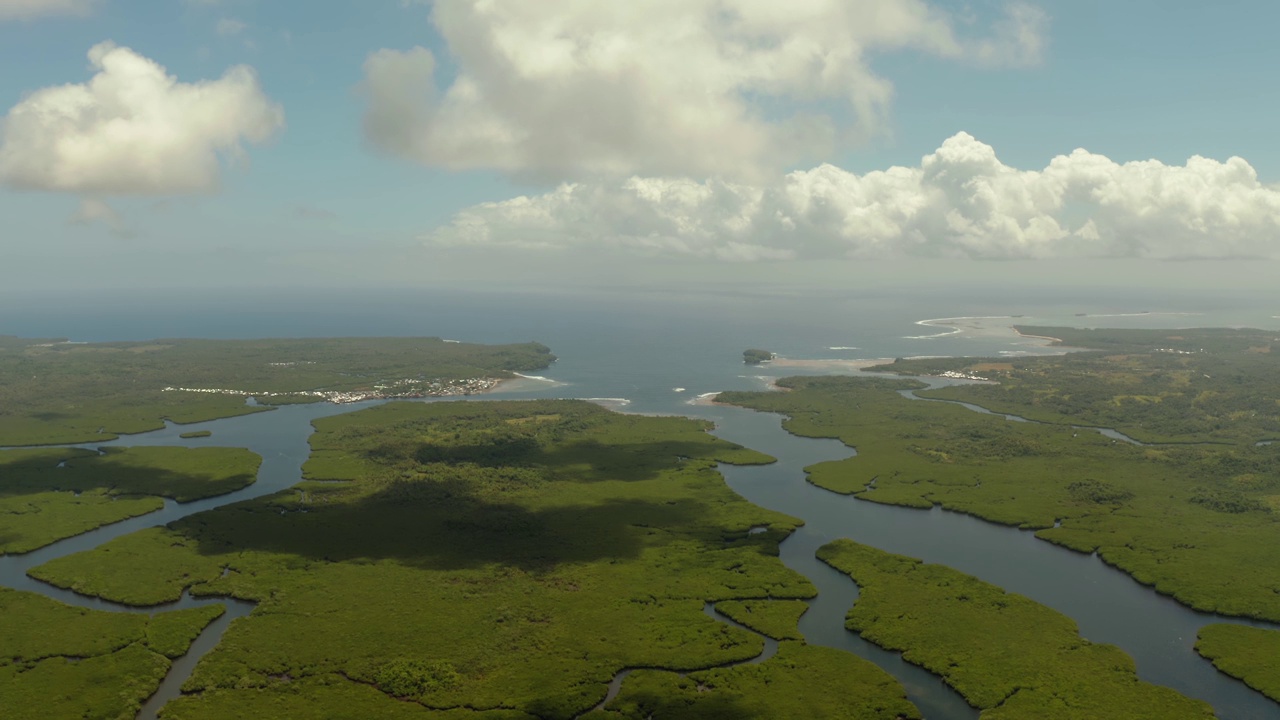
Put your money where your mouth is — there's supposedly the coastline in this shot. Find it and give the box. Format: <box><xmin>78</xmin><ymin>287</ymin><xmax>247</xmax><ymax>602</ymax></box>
<box><xmin>905</xmin><ymin>315</ymin><xmax>1015</xmax><ymax>340</ymax></box>
<box><xmin>1011</xmin><ymin>327</ymin><xmax>1064</xmax><ymax>345</ymax></box>
<box><xmin>767</xmin><ymin>357</ymin><xmax>899</xmax><ymax>372</ymax></box>
<box><xmin>486</xmin><ymin>371</ymin><xmax>564</xmax><ymax>394</ymax></box>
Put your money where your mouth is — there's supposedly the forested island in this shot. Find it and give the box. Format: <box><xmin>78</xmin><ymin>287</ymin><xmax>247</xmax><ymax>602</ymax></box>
<box><xmin>742</xmin><ymin>348</ymin><xmax>774</xmax><ymax>365</ymax></box>
<box><xmin>0</xmin><ymin>446</ymin><xmax>260</xmax><ymax>554</ymax></box>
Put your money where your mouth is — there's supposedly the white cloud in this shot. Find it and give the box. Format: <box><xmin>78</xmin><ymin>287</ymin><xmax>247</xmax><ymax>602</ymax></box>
<box><xmin>0</xmin><ymin>41</ymin><xmax>284</xmax><ymax>195</ymax></box>
<box><xmin>69</xmin><ymin>197</ymin><xmax>131</xmax><ymax>237</ymax></box>
<box><xmin>0</xmin><ymin>0</ymin><xmax>96</xmax><ymax>20</ymax></box>
<box><xmin>294</xmin><ymin>204</ymin><xmax>337</xmax><ymax>221</ymax></box>
<box><xmin>216</xmin><ymin>17</ymin><xmax>247</xmax><ymax>36</ymax></box>
<box><xmin>425</xmin><ymin>133</ymin><xmax>1280</xmax><ymax>261</ymax></box>
<box><xmin>366</xmin><ymin>0</ymin><xmax>1046</xmax><ymax>182</ymax></box>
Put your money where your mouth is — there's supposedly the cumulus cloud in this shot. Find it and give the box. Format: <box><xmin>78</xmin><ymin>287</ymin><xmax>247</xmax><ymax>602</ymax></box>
<box><xmin>216</xmin><ymin>17</ymin><xmax>247</xmax><ymax>36</ymax></box>
<box><xmin>425</xmin><ymin>133</ymin><xmax>1280</xmax><ymax>261</ymax></box>
<box><xmin>69</xmin><ymin>197</ymin><xmax>131</xmax><ymax>237</ymax></box>
<box><xmin>0</xmin><ymin>41</ymin><xmax>284</xmax><ymax>195</ymax></box>
<box><xmin>366</xmin><ymin>0</ymin><xmax>1046</xmax><ymax>182</ymax></box>
<box><xmin>0</xmin><ymin>0</ymin><xmax>96</xmax><ymax>20</ymax></box>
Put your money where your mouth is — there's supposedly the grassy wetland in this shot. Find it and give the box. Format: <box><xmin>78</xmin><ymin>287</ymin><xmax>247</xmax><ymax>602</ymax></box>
<box><xmin>0</xmin><ymin>335</ymin><xmax>554</xmax><ymax>446</ymax></box>
<box><xmin>717</xmin><ymin>366</ymin><xmax>1280</xmax><ymax>622</ymax></box>
<box><xmin>7</xmin><ymin>324</ymin><xmax>1278</xmax><ymax>718</ymax></box>
<box><xmin>27</xmin><ymin>399</ymin><xmax>920</xmax><ymax>719</ymax></box>
<box><xmin>1195</xmin><ymin>625</ymin><xmax>1280</xmax><ymax>703</ymax></box>
<box><xmin>0</xmin><ymin>587</ymin><xmax>223</xmax><ymax>720</ymax></box>
<box><xmin>0</xmin><ymin>445</ymin><xmax>260</xmax><ymax>554</ymax></box>
<box><xmin>586</xmin><ymin>641</ymin><xmax>919</xmax><ymax>719</ymax></box>
<box><xmin>817</xmin><ymin>540</ymin><xmax>1212</xmax><ymax>718</ymax></box>
<box><xmin>874</xmin><ymin>325</ymin><xmax>1280</xmax><ymax>445</ymax></box>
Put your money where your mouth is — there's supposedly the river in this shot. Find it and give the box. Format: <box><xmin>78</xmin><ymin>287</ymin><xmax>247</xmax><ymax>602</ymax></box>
<box><xmin>2</xmin><ymin>288</ymin><xmax>1279</xmax><ymax>718</ymax></box>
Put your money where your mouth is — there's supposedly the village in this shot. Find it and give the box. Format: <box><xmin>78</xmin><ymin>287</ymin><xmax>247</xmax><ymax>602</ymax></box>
<box><xmin>162</xmin><ymin>376</ymin><xmax>503</xmax><ymax>404</ymax></box>
<box><xmin>935</xmin><ymin>370</ymin><xmax>992</xmax><ymax>381</ymax></box>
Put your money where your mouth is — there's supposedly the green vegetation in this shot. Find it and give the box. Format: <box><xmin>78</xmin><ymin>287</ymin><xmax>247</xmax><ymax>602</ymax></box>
<box><xmin>179</xmin><ymin>430</ymin><xmax>213</xmax><ymax>439</ymax></box>
<box><xmin>872</xmin><ymin>326</ymin><xmax>1280</xmax><ymax>445</ymax></box>
<box><xmin>0</xmin><ymin>335</ymin><xmax>555</xmax><ymax>446</ymax></box>
<box><xmin>586</xmin><ymin>642</ymin><xmax>920</xmax><ymax>719</ymax></box>
<box><xmin>31</xmin><ymin>400</ymin><xmax>917</xmax><ymax>718</ymax></box>
<box><xmin>818</xmin><ymin>540</ymin><xmax>1212</xmax><ymax>719</ymax></box>
<box><xmin>0</xmin><ymin>587</ymin><xmax>223</xmax><ymax>719</ymax></box>
<box><xmin>1195</xmin><ymin>625</ymin><xmax>1280</xmax><ymax>703</ymax></box>
<box><xmin>157</xmin><ymin>678</ymin><xmax>538</xmax><ymax>719</ymax></box>
<box><xmin>742</xmin><ymin>349</ymin><xmax>774</xmax><ymax>365</ymax></box>
<box><xmin>714</xmin><ymin>599</ymin><xmax>808</xmax><ymax>640</ymax></box>
<box><xmin>717</xmin><ymin>376</ymin><xmax>1280</xmax><ymax>620</ymax></box>
<box><xmin>0</xmin><ymin>446</ymin><xmax>260</xmax><ymax>554</ymax></box>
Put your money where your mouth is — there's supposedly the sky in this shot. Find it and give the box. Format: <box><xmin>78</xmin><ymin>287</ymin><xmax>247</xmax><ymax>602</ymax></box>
<box><xmin>2</xmin><ymin>0</ymin><xmax>1280</xmax><ymax>295</ymax></box>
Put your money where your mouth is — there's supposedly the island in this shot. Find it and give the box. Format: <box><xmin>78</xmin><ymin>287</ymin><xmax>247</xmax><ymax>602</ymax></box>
<box><xmin>818</xmin><ymin>540</ymin><xmax>1212</xmax><ymax>718</ymax></box>
<box><xmin>0</xmin><ymin>446</ymin><xmax>261</xmax><ymax>554</ymax></box>
<box><xmin>742</xmin><ymin>348</ymin><xmax>774</xmax><ymax>365</ymax></box>
<box><xmin>1195</xmin><ymin>625</ymin><xmax>1280</xmax><ymax>703</ymax></box>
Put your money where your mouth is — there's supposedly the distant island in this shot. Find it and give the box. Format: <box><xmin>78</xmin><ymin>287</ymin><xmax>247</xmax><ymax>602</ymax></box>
<box><xmin>743</xmin><ymin>348</ymin><xmax>775</xmax><ymax>365</ymax></box>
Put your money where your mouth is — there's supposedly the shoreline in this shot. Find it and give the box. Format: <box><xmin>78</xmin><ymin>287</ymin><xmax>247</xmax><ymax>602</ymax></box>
<box><xmin>905</xmin><ymin>315</ymin><xmax>1016</xmax><ymax>340</ymax></box>
<box><xmin>767</xmin><ymin>357</ymin><xmax>898</xmax><ymax>372</ymax></box>
<box><xmin>1011</xmin><ymin>328</ymin><xmax>1064</xmax><ymax>345</ymax></box>
<box><xmin>488</xmin><ymin>371</ymin><xmax>566</xmax><ymax>394</ymax></box>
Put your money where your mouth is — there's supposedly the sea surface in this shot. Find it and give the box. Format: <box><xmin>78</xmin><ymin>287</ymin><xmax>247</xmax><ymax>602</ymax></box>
<box><xmin>2</xmin><ymin>285</ymin><xmax>1280</xmax><ymax>719</ymax></box>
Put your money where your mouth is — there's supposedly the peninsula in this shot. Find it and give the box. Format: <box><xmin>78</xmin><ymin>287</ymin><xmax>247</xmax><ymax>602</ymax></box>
<box><xmin>0</xmin><ymin>336</ymin><xmax>555</xmax><ymax>446</ymax></box>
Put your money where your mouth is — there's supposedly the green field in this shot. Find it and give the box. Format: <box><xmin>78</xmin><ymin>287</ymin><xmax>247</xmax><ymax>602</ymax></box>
<box><xmin>0</xmin><ymin>587</ymin><xmax>223</xmax><ymax>720</ymax></box>
<box><xmin>718</xmin><ymin>374</ymin><xmax>1280</xmax><ymax>621</ymax></box>
<box><xmin>0</xmin><ymin>336</ymin><xmax>555</xmax><ymax>446</ymax></box>
<box><xmin>0</xmin><ymin>445</ymin><xmax>261</xmax><ymax>554</ymax></box>
<box><xmin>818</xmin><ymin>540</ymin><xmax>1213</xmax><ymax>719</ymax></box>
<box><xmin>27</xmin><ymin>400</ymin><xmax>919</xmax><ymax>719</ymax></box>
<box><xmin>1195</xmin><ymin>625</ymin><xmax>1280</xmax><ymax>703</ymax></box>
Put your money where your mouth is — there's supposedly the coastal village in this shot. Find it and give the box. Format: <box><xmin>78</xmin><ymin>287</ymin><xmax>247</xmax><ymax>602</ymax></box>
<box><xmin>162</xmin><ymin>376</ymin><xmax>503</xmax><ymax>404</ymax></box>
<box><xmin>935</xmin><ymin>370</ymin><xmax>991</xmax><ymax>381</ymax></box>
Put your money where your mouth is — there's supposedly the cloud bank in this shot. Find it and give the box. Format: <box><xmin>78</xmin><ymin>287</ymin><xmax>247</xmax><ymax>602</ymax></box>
<box><xmin>0</xmin><ymin>41</ymin><xmax>284</xmax><ymax>195</ymax></box>
<box><xmin>0</xmin><ymin>0</ymin><xmax>95</xmax><ymax>20</ymax></box>
<box><xmin>425</xmin><ymin>133</ymin><xmax>1280</xmax><ymax>261</ymax></box>
<box><xmin>366</xmin><ymin>0</ymin><xmax>1045</xmax><ymax>182</ymax></box>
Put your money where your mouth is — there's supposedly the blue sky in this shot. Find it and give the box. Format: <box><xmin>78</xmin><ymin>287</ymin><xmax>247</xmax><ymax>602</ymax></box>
<box><xmin>2</xmin><ymin>1</ymin><xmax>1279</xmax><ymax>292</ymax></box>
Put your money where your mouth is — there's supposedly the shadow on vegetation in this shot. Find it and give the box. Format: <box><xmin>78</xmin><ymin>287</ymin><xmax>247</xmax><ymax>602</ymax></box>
<box><xmin>174</xmin><ymin>432</ymin><xmax>759</xmax><ymax>572</ymax></box>
<box><xmin>180</xmin><ymin>469</ymin><xmax>716</xmax><ymax>572</ymax></box>
<box><xmin>26</xmin><ymin>411</ymin><xmax>74</xmax><ymax>422</ymax></box>
<box><xmin>399</xmin><ymin>436</ymin><xmax>728</xmax><ymax>483</ymax></box>
<box><xmin>0</xmin><ymin>448</ymin><xmax>256</xmax><ymax>504</ymax></box>
<box><xmin>585</xmin><ymin>690</ymin><xmax>764</xmax><ymax>719</ymax></box>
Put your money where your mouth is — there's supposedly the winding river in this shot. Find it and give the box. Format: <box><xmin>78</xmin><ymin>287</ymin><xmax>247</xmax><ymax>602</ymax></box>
<box><xmin>2</xmin><ymin>381</ymin><xmax>1279</xmax><ymax>719</ymax></box>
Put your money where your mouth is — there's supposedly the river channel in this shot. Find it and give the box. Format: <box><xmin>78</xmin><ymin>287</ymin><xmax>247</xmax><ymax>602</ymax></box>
<box><xmin>2</xmin><ymin>380</ymin><xmax>1278</xmax><ymax>718</ymax></box>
